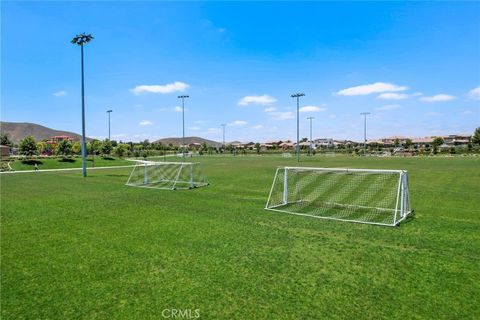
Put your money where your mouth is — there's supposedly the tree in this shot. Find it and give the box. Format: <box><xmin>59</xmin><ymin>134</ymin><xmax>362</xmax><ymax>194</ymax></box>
<box><xmin>432</xmin><ymin>137</ymin><xmax>444</xmax><ymax>147</ymax></box>
<box><xmin>72</xmin><ymin>141</ymin><xmax>82</xmax><ymax>155</ymax></box>
<box><xmin>254</xmin><ymin>142</ymin><xmax>261</xmax><ymax>154</ymax></box>
<box><xmin>56</xmin><ymin>139</ymin><xmax>73</xmax><ymax>157</ymax></box>
<box><xmin>36</xmin><ymin>141</ymin><xmax>47</xmax><ymax>155</ymax></box>
<box><xmin>432</xmin><ymin>137</ymin><xmax>444</xmax><ymax>154</ymax></box>
<box><xmin>404</xmin><ymin>139</ymin><xmax>413</xmax><ymax>150</ymax></box>
<box><xmin>394</xmin><ymin>138</ymin><xmax>400</xmax><ymax>147</ymax></box>
<box><xmin>115</xmin><ymin>144</ymin><xmax>127</xmax><ymax>158</ymax></box>
<box><xmin>19</xmin><ymin>136</ymin><xmax>37</xmax><ymax>157</ymax></box>
<box><xmin>88</xmin><ymin>139</ymin><xmax>101</xmax><ymax>156</ymax></box>
<box><xmin>472</xmin><ymin>127</ymin><xmax>480</xmax><ymax>145</ymax></box>
<box><xmin>0</xmin><ymin>133</ymin><xmax>12</xmax><ymax>146</ymax></box>
<box><xmin>101</xmin><ymin>139</ymin><xmax>113</xmax><ymax>155</ymax></box>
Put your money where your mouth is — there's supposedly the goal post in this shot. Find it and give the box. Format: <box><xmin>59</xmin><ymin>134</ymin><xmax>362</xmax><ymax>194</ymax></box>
<box><xmin>265</xmin><ymin>167</ymin><xmax>411</xmax><ymax>226</ymax></box>
<box><xmin>126</xmin><ymin>161</ymin><xmax>208</xmax><ymax>190</ymax></box>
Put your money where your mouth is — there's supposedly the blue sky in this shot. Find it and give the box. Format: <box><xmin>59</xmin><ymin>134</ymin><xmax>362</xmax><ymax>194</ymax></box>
<box><xmin>2</xmin><ymin>1</ymin><xmax>479</xmax><ymax>142</ymax></box>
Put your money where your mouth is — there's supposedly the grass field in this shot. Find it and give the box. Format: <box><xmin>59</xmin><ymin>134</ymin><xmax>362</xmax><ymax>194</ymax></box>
<box><xmin>1</xmin><ymin>155</ymin><xmax>479</xmax><ymax>319</ymax></box>
<box><xmin>7</xmin><ymin>156</ymin><xmax>133</xmax><ymax>171</ymax></box>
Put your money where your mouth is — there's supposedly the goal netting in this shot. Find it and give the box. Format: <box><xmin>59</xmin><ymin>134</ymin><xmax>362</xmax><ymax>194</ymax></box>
<box><xmin>265</xmin><ymin>167</ymin><xmax>411</xmax><ymax>226</ymax></box>
<box><xmin>126</xmin><ymin>161</ymin><xmax>208</xmax><ymax>190</ymax></box>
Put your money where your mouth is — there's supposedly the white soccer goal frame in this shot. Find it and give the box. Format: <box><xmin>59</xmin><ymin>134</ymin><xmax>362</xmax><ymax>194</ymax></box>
<box><xmin>125</xmin><ymin>161</ymin><xmax>208</xmax><ymax>190</ymax></box>
<box><xmin>265</xmin><ymin>166</ymin><xmax>411</xmax><ymax>227</ymax></box>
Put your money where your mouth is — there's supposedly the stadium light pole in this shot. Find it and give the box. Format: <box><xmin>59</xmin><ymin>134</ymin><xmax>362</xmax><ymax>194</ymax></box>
<box><xmin>307</xmin><ymin>116</ymin><xmax>315</xmax><ymax>156</ymax></box>
<box><xmin>71</xmin><ymin>33</ymin><xmax>94</xmax><ymax>178</ymax></box>
<box><xmin>221</xmin><ymin>123</ymin><xmax>226</xmax><ymax>152</ymax></box>
<box><xmin>178</xmin><ymin>95</ymin><xmax>189</xmax><ymax>161</ymax></box>
<box><xmin>291</xmin><ymin>93</ymin><xmax>305</xmax><ymax>162</ymax></box>
<box><xmin>360</xmin><ymin>112</ymin><xmax>371</xmax><ymax>156</ymax></box>
<box><xmin>107</xmin><ymin>109</ymin><xmax>113</xmax><ymax>140</ymax></box>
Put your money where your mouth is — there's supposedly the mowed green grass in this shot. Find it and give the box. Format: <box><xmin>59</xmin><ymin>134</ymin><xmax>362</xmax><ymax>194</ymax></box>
<box><xmin>1</xmin><ymin>155</ymin><xmax>479</xmax><ymax>319</ymax></box>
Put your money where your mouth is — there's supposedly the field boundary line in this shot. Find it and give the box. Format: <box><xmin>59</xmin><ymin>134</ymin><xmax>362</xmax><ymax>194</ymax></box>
<box><xmin>0</xmin><ymin>165</ymin><xmax>135</xmax><ymax>174</ymax></box>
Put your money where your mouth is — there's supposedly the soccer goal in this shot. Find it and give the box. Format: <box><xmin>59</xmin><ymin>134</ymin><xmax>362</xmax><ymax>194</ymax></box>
<box><xmin>265</xmin><ymin>167</ymin><xmax>411</xmax><ymax>226</ymax></box>
<box><xmin>282</xmin><ymin>153</ymin><xmax>292</xmax><ymax>158</ymax></box>
<box><xmin>126</xmin><ymin>161</ymin><xmax>208</xmax><ymax>190</ymax></box>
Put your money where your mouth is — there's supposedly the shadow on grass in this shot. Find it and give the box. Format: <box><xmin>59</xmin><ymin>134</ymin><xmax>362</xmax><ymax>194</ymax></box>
<box><xmin>21</xmin><ymin>159</ymin><xmax>43</xmax><ymax>165</ymax></box>
<box><xmin>58</xmin><ymin>158</ymin><xmax>76</xmax><ymax>163</ymax></box>
<box><xmin>102</xmin><ymin>156</ymin><xmax>116</xmax><ymax>160</ymax></box>
<box><xmin>402</xmin><ymin>210</ymin><xmax>416</xmax><ymax>226</ymax></box>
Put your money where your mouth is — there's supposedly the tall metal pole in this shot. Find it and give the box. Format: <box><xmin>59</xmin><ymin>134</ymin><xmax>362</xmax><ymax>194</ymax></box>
<box><xmin>178</xmin><ymin>95</ymin><xmax>189</xmax><ymax>161</ymax></box>
<box><xmin>80</xmin><ymin>44</ymin><xmax>87</xmax><ymax>177</ymax></box>
<box><xmin>221</xmin><ymin>124</ymin><xmax>226</xmax><ymax>152</ymax></box>
<box><xmin>307</xmin><ymin>117</ymin><xmax>314</xmax><ymax>156</ymax></box>
<box><xmin>360</xmin><ymin>112</ymin><xmax>370</xmax><ymax>156</ymax></box>
<box><xmin>71</xmin><ymin>33</ymin><xmax>93</xmax><ymax>177</ymax></box>
<box><xmin>291</xmin><ymin>93</ymin><xmax>305</xmax><ymax>162</ymax></box>
<box><xmin>107</xmin><ymin>109</ymin><xmax>112</xmax><ymax>140</ymax></box>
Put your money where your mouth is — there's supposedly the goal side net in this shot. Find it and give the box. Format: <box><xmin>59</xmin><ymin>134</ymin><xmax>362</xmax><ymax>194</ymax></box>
<box><xmin>126</xmin><ymin>161</ymin><xmax>208</xmax><ymax>190</ymax></box>
<box><xmin>265</xmin><ymin>167</ymin><xmax>411</xmax><ymax>226</ymax></box>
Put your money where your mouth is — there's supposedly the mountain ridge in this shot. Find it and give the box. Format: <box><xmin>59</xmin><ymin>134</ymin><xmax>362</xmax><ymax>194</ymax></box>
<box><xmin>0</xmin><ymin>121</ymin><xmax>87</xmax><ymax>143</ymax></box>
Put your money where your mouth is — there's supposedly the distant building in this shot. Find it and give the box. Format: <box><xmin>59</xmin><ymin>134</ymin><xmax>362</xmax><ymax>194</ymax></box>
<box><xmin>442</xmin><ymin>134</ymin><xmax>470</xmax><ymax>145</ymax></box>
<box><xmin>0</xmin><ymin>145</ymin><xmax>10</xmax><ymax>157</ymax></box>
<box><xmin>314</xmin><ymin>138</ymin><xmax>334</xmax><ymax>148</ymax></box>
<box><xmin>279</xmin><ymin>142</ymin><xmax>294</xmax><ymax>150</ymax></box>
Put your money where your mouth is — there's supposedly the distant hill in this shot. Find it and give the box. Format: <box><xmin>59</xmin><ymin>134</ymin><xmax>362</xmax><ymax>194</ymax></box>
<box><xmin>155</xmin><ymin>136</ymin><xmax>222</xmax><ymax>148</ymax></box>
<box><xmin>0</xmin><ymin>121</ymin><xmax>87</xmax><ymax>143</ymax></box>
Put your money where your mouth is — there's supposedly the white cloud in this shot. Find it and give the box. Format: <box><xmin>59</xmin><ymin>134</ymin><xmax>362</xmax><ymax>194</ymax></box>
<box><xmin>139</xmin><ymin>120</ymin><xmax>153</xmax><ymax>126</ymax></box>
<box><xmin>424</xmin><ymin>111</ymin><xmax>443</xmax><ymax>116</ymax></box>
<box><xmin>53</xmin><ymin>90</ymin><xmax>67</xmax><ymax>97</ymax></box>
<box><xmin>207</xmin><ymin>128</ymin><xmax>221</xmax><ymax>134</ymax></box>
<box><xmin>420</xmin><ymin>94</ymin><xmax>456</xmax><ymax>102</ymax></box>
<box><xmin>188</xmin><ymin>126</ymin><xmax>201</xmax><ymax>130</ymax></box>
<box><xmin>336</xmin><ymin>82</ymin><xmax>407</xmax><ymax>96</ymax></box>
<box><xmin>461</xmin><ymin>110</ymin><xmax>473</xmax><ymax>115</ymax></box>
<box><xmin>218</xmin><ymin>28</ymin><xmax>226</xmax><ymax>33</ymax></box>
<box><xmin>194</xmin><ymin>120</ymin><xmax>206</xmax><ymax>124</ymax></box>
<box><xmin>299</xmin><ymin>105</ymin><xmax>327</xmax><ymax>113</ymax></box>
<box><xmin>174</xmin><ymin>106</ymin><xmax>183</xmax><ymax>112</ymax></box>
<box><xmin>251</xmin><ymin>125</ymin><xmax>264</xmax><ymax>130</ymax></box>
<box><xmin>377</xmin><ymin>93</ymin><xmax>408</xmax><ymax>100</ymax></box>
<box><xmin>112</xmin><ymin>133</ymin><xmax>127</xmax><ymax>139</ymax></box>
<box><xmin>238</xmin><ymin>94</ymin><xmax>277</xmax><ymax>106</ymax></box>
<box><xmin>376</xmin><ymin>104</ymin><xmax>401</xmax><ymax>111</ymax></box>
<box><xmin>270</xmin><ymin>111</ymin><xmax>294</xmax><ymax>120</ymax></box>
<box><xmin>468</xmin><ymin>87</ymin><xmax>480</xmax><ymax>100</ymax></box>
<box><xmin>328</xmin><ymin>114</ymin><xmax>336</xmax><ymax>119</ymax></box>
<box><xmin>264</xmin><ymin>107</ymin><xmax>276</xmax><ymax>112</ymax></box>
<box><xmin>131</xmin><ymin>82</ymin><xmax>189</xmax><ymax>95</ymax></box>
<box><xmin>228</xmin><ymin>120</ymin><xmax>247</xmax><ymax>127</ymax></box>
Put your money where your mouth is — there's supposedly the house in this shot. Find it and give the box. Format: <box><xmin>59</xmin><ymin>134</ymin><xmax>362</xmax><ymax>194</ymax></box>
<box><xmin>45</xmin><ymin>135</ymin><xmax>73</xmax><ymax>145</ymax></box>
<box><xmin>367</xmin><ymin>140</ymin><xmax>385</xmax><ymax>146</ymax></box>
<box><xmin>412</xmin><ymin>137</ymin><xmax>434</xmax><ymax>145</ymax></box>
<box><xmin>443</xmin><ymin>134</ymin><xmax>471</xmax><ymax>146</ymax></box>
<box><xmin>187</xmin><ymin>142</ymin><xmax>202</xmax><ymax>149</ymax></box>
<box><xmin>0</xmin><ymin>145</ymin><xmax>10</xmax><ymax>157</ymax></box>
<box><xmin>381</xmin><ymin>136</ymin><xmax>408</xmax><ymax>146</ymax></box>
<box><xmin>230</xmin><ymin>141</ymin><xmax>245</xmax><ymax>149</ymax></box>
<box><xmin>279</xmin><ymin>142</ymin><xmax>294</xmax><ymax>150</ymax></box>
<box><xmin>314</xmin><ymin>138</ymin><xmax>334</xmax><ymax>148</ymax></box>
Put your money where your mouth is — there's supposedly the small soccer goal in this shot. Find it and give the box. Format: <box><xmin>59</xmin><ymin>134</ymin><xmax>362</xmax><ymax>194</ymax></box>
<box><xmin>265</xmin><ymin>167</ymin><xmax>411</xmax><ymax>226</ymax></box>
<box><xmin>126</xmin><ymin>161</ymin><xmax>208</xmax><ymax>190</ymax></box>
<box><xmin>282</xmin><ymin>153</ymin><xmax>292</xmax><ymax>158</ymax></box>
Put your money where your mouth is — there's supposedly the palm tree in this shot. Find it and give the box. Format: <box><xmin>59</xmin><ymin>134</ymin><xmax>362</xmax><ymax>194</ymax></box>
<box><xmin>71</xmin><ymin>33</ymin><xmax>94</xmax><ymax>177</ymax></box>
